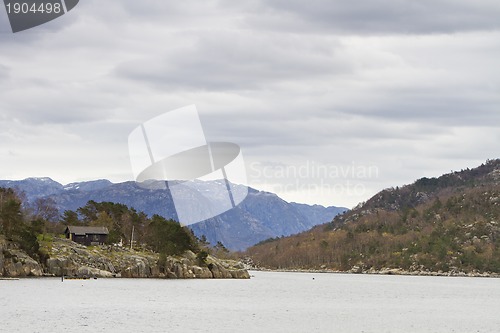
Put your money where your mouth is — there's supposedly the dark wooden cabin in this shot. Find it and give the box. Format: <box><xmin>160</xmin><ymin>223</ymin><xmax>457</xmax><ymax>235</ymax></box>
<box><xmin>65</xmin><ymin>226</ymin><xmax>109</xmax><ymax>246</ymax></box>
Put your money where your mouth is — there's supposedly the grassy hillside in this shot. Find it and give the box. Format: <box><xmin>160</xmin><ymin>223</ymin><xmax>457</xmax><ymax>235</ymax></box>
<box><xmin>245</xmin><ymin>159</ymin><xmax>500</xmax><ymax>274</ymax></box>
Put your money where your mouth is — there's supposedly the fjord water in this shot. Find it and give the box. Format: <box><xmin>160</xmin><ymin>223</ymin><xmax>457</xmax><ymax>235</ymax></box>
<box><xmin>1</xmin><ymin>271</ymin><xmax>499</xmax><ymax>333</ymax></box>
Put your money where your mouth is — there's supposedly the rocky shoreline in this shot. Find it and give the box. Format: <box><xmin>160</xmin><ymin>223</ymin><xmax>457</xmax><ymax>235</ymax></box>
<box><xmin>0</xmin><ymin>236</ymin><xmax>249</xmax><ymax>279</ymax></box>
<box><xmin>251</xmin><ymin>266</ymin><xmax>500</xmax><ymax>278</ymax></box>
<box><xmin>242</xmin><ymin>258</ymin><xmax>500</xmax><ymax>278</ymax></box>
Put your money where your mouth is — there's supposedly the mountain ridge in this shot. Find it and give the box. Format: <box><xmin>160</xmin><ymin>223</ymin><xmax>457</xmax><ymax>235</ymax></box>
<box><xmin>0</xmin><ymin>178</ymin><xmax>347</xmax><ymax>251</ymax></box>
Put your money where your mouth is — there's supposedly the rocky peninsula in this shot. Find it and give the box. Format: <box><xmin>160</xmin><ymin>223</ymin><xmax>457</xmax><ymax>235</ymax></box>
<box><xmin>0</xmin><ymin>235</ymin><xmax>249</xmax><ymax>279</ymax></box>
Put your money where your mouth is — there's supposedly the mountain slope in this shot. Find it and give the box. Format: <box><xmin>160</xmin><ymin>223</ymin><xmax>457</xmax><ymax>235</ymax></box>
<box><xmin>190</xmin><ymin>188</ymin><xmax>346</xmax><ymax>250</ymax></box>
<box><xmin>290</xmin><ymin>202</ymin><xmax>346</xmax><ymax>229</ymax></box>
<box><xmin>245</xmin><ymin>159</ymin><xmax>500</xmax><ymax>274</ymax></box>
<box><xmin>0</xmin><ymin>177</ymin><xmax>63</xmax><ymax>201</ymax></box>
<box><xmin>0</xmin><ymin>179</ymin><xmax>347</xmax><ymax>251</ymax></box>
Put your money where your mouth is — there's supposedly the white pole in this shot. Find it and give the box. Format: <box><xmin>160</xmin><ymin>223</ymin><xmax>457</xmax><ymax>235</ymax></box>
<box><xmin>130</xmin><ymin>226</ymin><xmax>134</xmax><ymax>251</ymax></box>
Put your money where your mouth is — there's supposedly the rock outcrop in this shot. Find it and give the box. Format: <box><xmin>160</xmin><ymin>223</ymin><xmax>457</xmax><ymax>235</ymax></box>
<box><xmin>0</xmin><ymin>235</ymin><xmax>43</xmax><ymax>277</ymax></box>
<box><xmin>43</xmin><ymin>237</ymin><xmax>249</xmax><ymax>279</ymax></box>
<box><xmin>1</xmin><ymin>235</ymin><xmax>249</xmax><ymax>279</ymax></box>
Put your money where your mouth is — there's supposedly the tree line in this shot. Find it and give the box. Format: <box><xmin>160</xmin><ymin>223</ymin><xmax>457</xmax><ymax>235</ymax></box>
<box><xmin>0</xmin><ymin>188</ymin><xmax>203</xmax><ymax>261</ymax></box>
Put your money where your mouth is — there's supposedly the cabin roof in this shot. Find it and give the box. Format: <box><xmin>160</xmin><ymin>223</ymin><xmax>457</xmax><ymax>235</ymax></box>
<box><xmin>65</xmin><ymin>226</ymin><xmax>109</xmax><ymax>236</ymax></box>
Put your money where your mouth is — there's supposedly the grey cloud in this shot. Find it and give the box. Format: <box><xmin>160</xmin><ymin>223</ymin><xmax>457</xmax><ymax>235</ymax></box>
<box><xmin>0</xmin><ymin>64</ymin><xmax>9</xmax><ymax>81</ymax></box>
<box><xmin>113</xmin><ymin>31</ymin><xmax>350</xmax><ymax>91</ymax></box>
<box><xmin>0</xmin><ymin>6</ymin><xmax>9</xmax><ymax>33</ymax></box>
<box><xmin>336</xmin><ymin>90</ymin><xmax>500</xmax><ymax>127</ymax></box>
<box><xmin>55</xmin><ymin>0</ymin><xmax>500</xmax><ymax>35</ymax></box>
<box><xmin>0</xmin><ymin>78</ymin><xmax>118</xmax><ymax>125</ymax></box>
<box><xmin>75</xmin><ymin>0</ymin><xmax>243</xmax><ymax>29</ymax></box>
<box><xmin>197</xmin><ymin>103</ymin><xmax>450</xmax><ymax>156</ymax></box>
<box><xmin>117</xmin><ymin>1</ymin><xmax>222</xmax><ymax>19</ymax></box>
<box><xmin>248</xmin><ymin>0</ymin><xmax>500</xmax><ymax>34</ymax></box>
<box><xmin>0</xmin><ymin>0</ymin><xmax>498</xmax><ymax>207</ymax></box>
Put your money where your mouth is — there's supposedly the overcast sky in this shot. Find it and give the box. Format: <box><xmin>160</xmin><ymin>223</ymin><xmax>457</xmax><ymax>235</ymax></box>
<box><xmin>0</xmin><ymin>0</ymin><xmax>499</xmax><ymax>208</ymax></box>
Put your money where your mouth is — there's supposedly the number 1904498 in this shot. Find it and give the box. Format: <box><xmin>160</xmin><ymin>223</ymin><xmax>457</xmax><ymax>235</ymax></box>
<box><xmin>6</xmin><ymin>2</ymin><xmax>62</xmax><ymax>14</ymax></box>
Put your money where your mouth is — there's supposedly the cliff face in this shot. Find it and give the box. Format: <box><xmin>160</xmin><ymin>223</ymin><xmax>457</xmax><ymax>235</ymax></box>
<box><xmin>1</xmin><ymin>236</ymin><xmax>249</xmax><ymax>279</ymax></box>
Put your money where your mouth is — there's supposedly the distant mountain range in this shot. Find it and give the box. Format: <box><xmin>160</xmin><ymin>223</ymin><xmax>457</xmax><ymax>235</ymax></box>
<box><xmin>245</xmin><ymin>159</ymin><xmax>500</xmax><ymax>275</ymax></box>
<box><xmin>0</xmin><ymin>178</ymin><xmax>347</xmax><ymax>250</ymax></box>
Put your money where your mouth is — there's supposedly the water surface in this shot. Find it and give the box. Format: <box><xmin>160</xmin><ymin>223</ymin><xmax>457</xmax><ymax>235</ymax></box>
<box><xmin>1</xmin><ymin>271</ymin><xmax>499</xmax><ymax>332</ymax></box>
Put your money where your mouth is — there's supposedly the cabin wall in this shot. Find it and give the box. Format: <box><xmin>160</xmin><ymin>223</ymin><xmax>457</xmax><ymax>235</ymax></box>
<box><xmin>89</xmin><ymin>234</ymin><xmax>107</xmax><ymax>246</ymax></box>
<box><xmin>67</xmin><ymin>233</ymin><xmax>108</xmax><ymax>246</ymax></box>
<box><xmin>73</xmin><ymin>235</ymin><xmax>87</xmax><ymax>244</ymax></box>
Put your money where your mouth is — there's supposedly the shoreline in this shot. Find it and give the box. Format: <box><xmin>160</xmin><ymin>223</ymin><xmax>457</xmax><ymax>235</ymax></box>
<box><xmin>249</xmin><ymin>267</ymin><xmax>500</xmax><ymax>278</ymax></box>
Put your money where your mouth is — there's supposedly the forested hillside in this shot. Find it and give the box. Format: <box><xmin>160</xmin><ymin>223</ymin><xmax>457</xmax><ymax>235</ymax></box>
<box><xmin>246</xmin><ymin>159</ymin><xmax>500</xmax><ymax>275</ymax></box>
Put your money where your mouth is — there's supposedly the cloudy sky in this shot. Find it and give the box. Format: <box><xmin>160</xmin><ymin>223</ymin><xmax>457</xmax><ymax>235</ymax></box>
<box><xmin>0</xmin><ymin>0</ymin><xmax>499</xmax><ymax>208</ymax></box>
